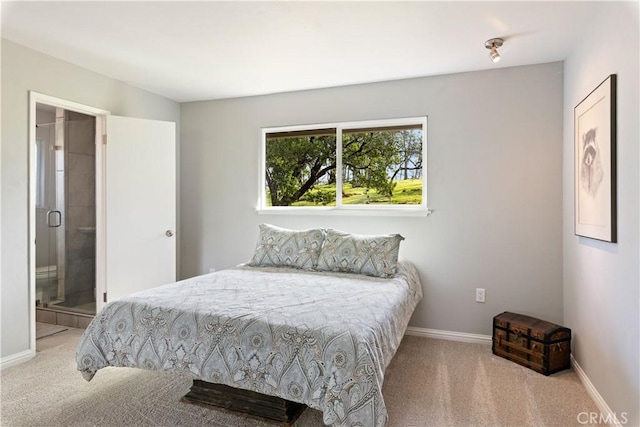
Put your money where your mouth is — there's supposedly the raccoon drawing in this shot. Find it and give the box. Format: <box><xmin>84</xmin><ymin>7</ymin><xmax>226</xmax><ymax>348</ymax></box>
<box><xmin>580</xmin><ymin>127</ymin><xmax>603</xmax><ymax>198</ymax></box>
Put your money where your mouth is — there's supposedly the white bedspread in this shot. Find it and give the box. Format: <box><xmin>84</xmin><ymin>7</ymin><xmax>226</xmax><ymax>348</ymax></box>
<box><xmin>76</xmin><ymin>261</ymin><xmax>422</xmax><ymax>426</ymax></box>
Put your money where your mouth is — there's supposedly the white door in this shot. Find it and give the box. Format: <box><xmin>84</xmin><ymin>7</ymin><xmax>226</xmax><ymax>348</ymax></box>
<box><xmin>104</xmin><ymin>115</ymin><xmax>176</xmax><ymax>303</ymax></box>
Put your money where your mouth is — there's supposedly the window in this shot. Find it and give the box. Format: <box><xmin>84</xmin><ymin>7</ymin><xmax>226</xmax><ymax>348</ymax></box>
<box><xmin>260</xmin><ymin>117</ymin><xmax>427</xmax><ymax>215</ymax></box>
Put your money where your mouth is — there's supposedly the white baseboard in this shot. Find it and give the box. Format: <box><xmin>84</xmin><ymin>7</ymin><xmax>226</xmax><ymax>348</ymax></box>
<box><xmin>0</xmin><ymin>349</ymin><xmax>35</xmax><ymax>371</ymax></box>
<box><xmin>571</xmin><ymin>355</ymin><xmax>625</xmax><ymax>427</ymax></box>
<box><xmin>405</xmin><ymin>326</ymin><xmax>492</xmax><ymax>344</ymax></box>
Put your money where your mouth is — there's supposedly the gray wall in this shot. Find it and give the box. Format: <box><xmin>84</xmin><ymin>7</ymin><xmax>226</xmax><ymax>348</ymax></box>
<box><xmin>1</xmin><ymin>39</ymin><xmax>180</xmax><ymax>358</ymax></box>
<box><xmin>563</xmin><ymin>2</ymin><xmax>639</xmax><ymax>425</ymax></box>
<box><xmin>180</xmin><ymin>62</ymin><xmax>564</xmax><ymax>335</ymax></box>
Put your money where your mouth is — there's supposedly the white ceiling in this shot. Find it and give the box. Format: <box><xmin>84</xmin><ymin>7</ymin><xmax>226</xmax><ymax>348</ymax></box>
<box><xmin>2</xmin><ymin>1</ymin><xmax>604</xmax><ymax>103</ymax></box>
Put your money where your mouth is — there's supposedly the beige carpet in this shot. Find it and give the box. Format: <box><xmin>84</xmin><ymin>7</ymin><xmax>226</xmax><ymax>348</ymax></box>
<box><xmin>1</xmin><ymin>328</ymin><xmax>598</xmax><ymax>426</ymax></box>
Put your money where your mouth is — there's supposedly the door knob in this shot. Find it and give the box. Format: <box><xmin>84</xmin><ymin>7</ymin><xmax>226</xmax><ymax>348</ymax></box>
<box><xmin>165</xmin><ymin>230</ymin><xmax>174</xmax><ymax>237</ymax></box>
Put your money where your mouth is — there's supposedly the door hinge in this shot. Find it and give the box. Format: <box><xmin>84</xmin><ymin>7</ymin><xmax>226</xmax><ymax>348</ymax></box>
<box><xmin>102</xmin><ymin>134</ymin><xmax>107</xmax><ymax>145</ymax></box>
<box><xmin>103</xmin><ymin>292</ymin><xmax>107</xmax><ymax>303</ymax></box>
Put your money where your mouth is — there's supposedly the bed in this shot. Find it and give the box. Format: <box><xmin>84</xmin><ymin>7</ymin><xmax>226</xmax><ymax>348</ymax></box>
<box><xmin>76</xmin><ymin>227</ymin><xmax>422</xmax><ymax>427</ymax></box>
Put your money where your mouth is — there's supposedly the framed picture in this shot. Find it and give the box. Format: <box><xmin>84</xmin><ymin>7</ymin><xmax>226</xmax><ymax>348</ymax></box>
<box><xmin>574</xmin><ymin>74</ymin><xmax>617</xmax><ymax>242</ymax></box>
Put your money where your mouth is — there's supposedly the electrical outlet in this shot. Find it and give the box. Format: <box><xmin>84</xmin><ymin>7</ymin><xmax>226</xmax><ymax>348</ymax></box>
<box><xmin>209</xmin><ymin>268</ymin><xmax>216</xmax><ymax>273</ymax></box>
<box><xmin>475</xmin><ymin>288</ymin><xmax>486</xmax><ymax>303</ymax></box>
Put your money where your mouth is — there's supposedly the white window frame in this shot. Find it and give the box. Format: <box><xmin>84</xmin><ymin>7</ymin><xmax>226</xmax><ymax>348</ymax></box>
<box><xmin>258</xmin><ymin>116</ymin><xmax>429</xmax><ymax>216</ymax></box>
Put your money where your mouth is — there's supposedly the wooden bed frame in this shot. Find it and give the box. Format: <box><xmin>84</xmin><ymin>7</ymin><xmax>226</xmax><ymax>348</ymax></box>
<box><xmin>181</xmin><ymin>380</ymin><xmax>307</xmax><ymax>426</ymax></box>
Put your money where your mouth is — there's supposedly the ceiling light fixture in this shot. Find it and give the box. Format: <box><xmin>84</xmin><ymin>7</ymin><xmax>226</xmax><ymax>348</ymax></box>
<box><xmin>485</xmin><ymin>38</ymin><xmax>504</xmax><ymax>63</ymax></box>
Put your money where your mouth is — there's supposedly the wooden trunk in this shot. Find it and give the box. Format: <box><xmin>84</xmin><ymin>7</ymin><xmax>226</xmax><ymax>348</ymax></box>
<box><xmin>181</xmin><ymin>380</ymin><xmax>307</xmax><ymax>426</ymax></box>
<box><xmin>492</xmin><ymin>312</ymin><xmax>571</xmax><ymax>376</ymax></box>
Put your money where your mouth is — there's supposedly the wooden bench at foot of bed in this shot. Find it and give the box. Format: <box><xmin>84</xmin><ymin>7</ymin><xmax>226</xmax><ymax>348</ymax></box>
<box><xmin>181</xmin><ymin>380</ymin><xmax>307</xmax><ymax>426</ymax></box>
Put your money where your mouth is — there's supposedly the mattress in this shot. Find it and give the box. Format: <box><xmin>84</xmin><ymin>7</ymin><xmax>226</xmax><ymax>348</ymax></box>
<box><xmin>76</xmin><ymin>261</ymin><xmax>422</xmax><ymax>426</ymax></box>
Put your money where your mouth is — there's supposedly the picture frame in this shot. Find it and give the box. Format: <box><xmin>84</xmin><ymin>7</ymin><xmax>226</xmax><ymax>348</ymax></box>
<box><xmin>574</xmin><ymin>74</ymin><xmax>617</xmax><ymax>242</ymax></box>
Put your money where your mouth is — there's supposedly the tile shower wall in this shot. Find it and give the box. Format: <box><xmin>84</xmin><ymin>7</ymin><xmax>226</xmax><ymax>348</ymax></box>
<box><xmin>65</xmin><ymin>111</ymin><xmax>95</xmax><ymax>307</ymax></box>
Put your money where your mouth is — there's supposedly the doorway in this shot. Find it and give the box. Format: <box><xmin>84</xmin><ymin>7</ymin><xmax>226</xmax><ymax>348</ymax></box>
<box><xmin>35</xmin><ymin>104</ymin><xmax>97</xmax><ymax>317</ymax></box>
<box><xmin>28</xmin><ymin>91</ymin><xmax>176</xmax><ymax>357</ymax></box>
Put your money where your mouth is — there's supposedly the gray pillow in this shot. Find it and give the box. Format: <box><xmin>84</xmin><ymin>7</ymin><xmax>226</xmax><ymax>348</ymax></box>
<box><xmin>316</xmin><ymin>229</ymin><xmax>404</xmax><ymax>278</ymax></box>
<box><xmin>248</xmin><ymin>224</ymin><xmax>326</xmax><ymax>270</ymax></box>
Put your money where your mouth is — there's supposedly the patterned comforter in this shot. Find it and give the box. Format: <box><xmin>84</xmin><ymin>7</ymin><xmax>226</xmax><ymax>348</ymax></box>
<box><xmin>76</xmin><ymin>262</ymin><xmax>422</xmax><ymax>427</ymax></box>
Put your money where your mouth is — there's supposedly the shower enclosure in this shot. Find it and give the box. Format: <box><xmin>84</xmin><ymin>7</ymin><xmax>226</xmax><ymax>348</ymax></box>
<box><xmin>35</xmin><ymin>105</ymin><xmax>96</xmax><ymax>315</ymax></box>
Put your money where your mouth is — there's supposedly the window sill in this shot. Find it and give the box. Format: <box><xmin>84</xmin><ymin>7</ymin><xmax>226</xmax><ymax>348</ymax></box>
<box><xmin>255</xmin><ymin>206</ymin><xmax>432</xmax><ymax>217</ymax></box>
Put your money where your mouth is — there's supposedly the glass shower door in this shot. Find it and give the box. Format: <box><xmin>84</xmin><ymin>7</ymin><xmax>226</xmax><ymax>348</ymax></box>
<box><xmin>35</xmin><ymin>121</ymin><xmax>62</xmax><ymax>307</ymax></box>
<box><xmin>36</xmin><ymin>107</ymin><xmax>97</xmax><ymax>315</ymax></box>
